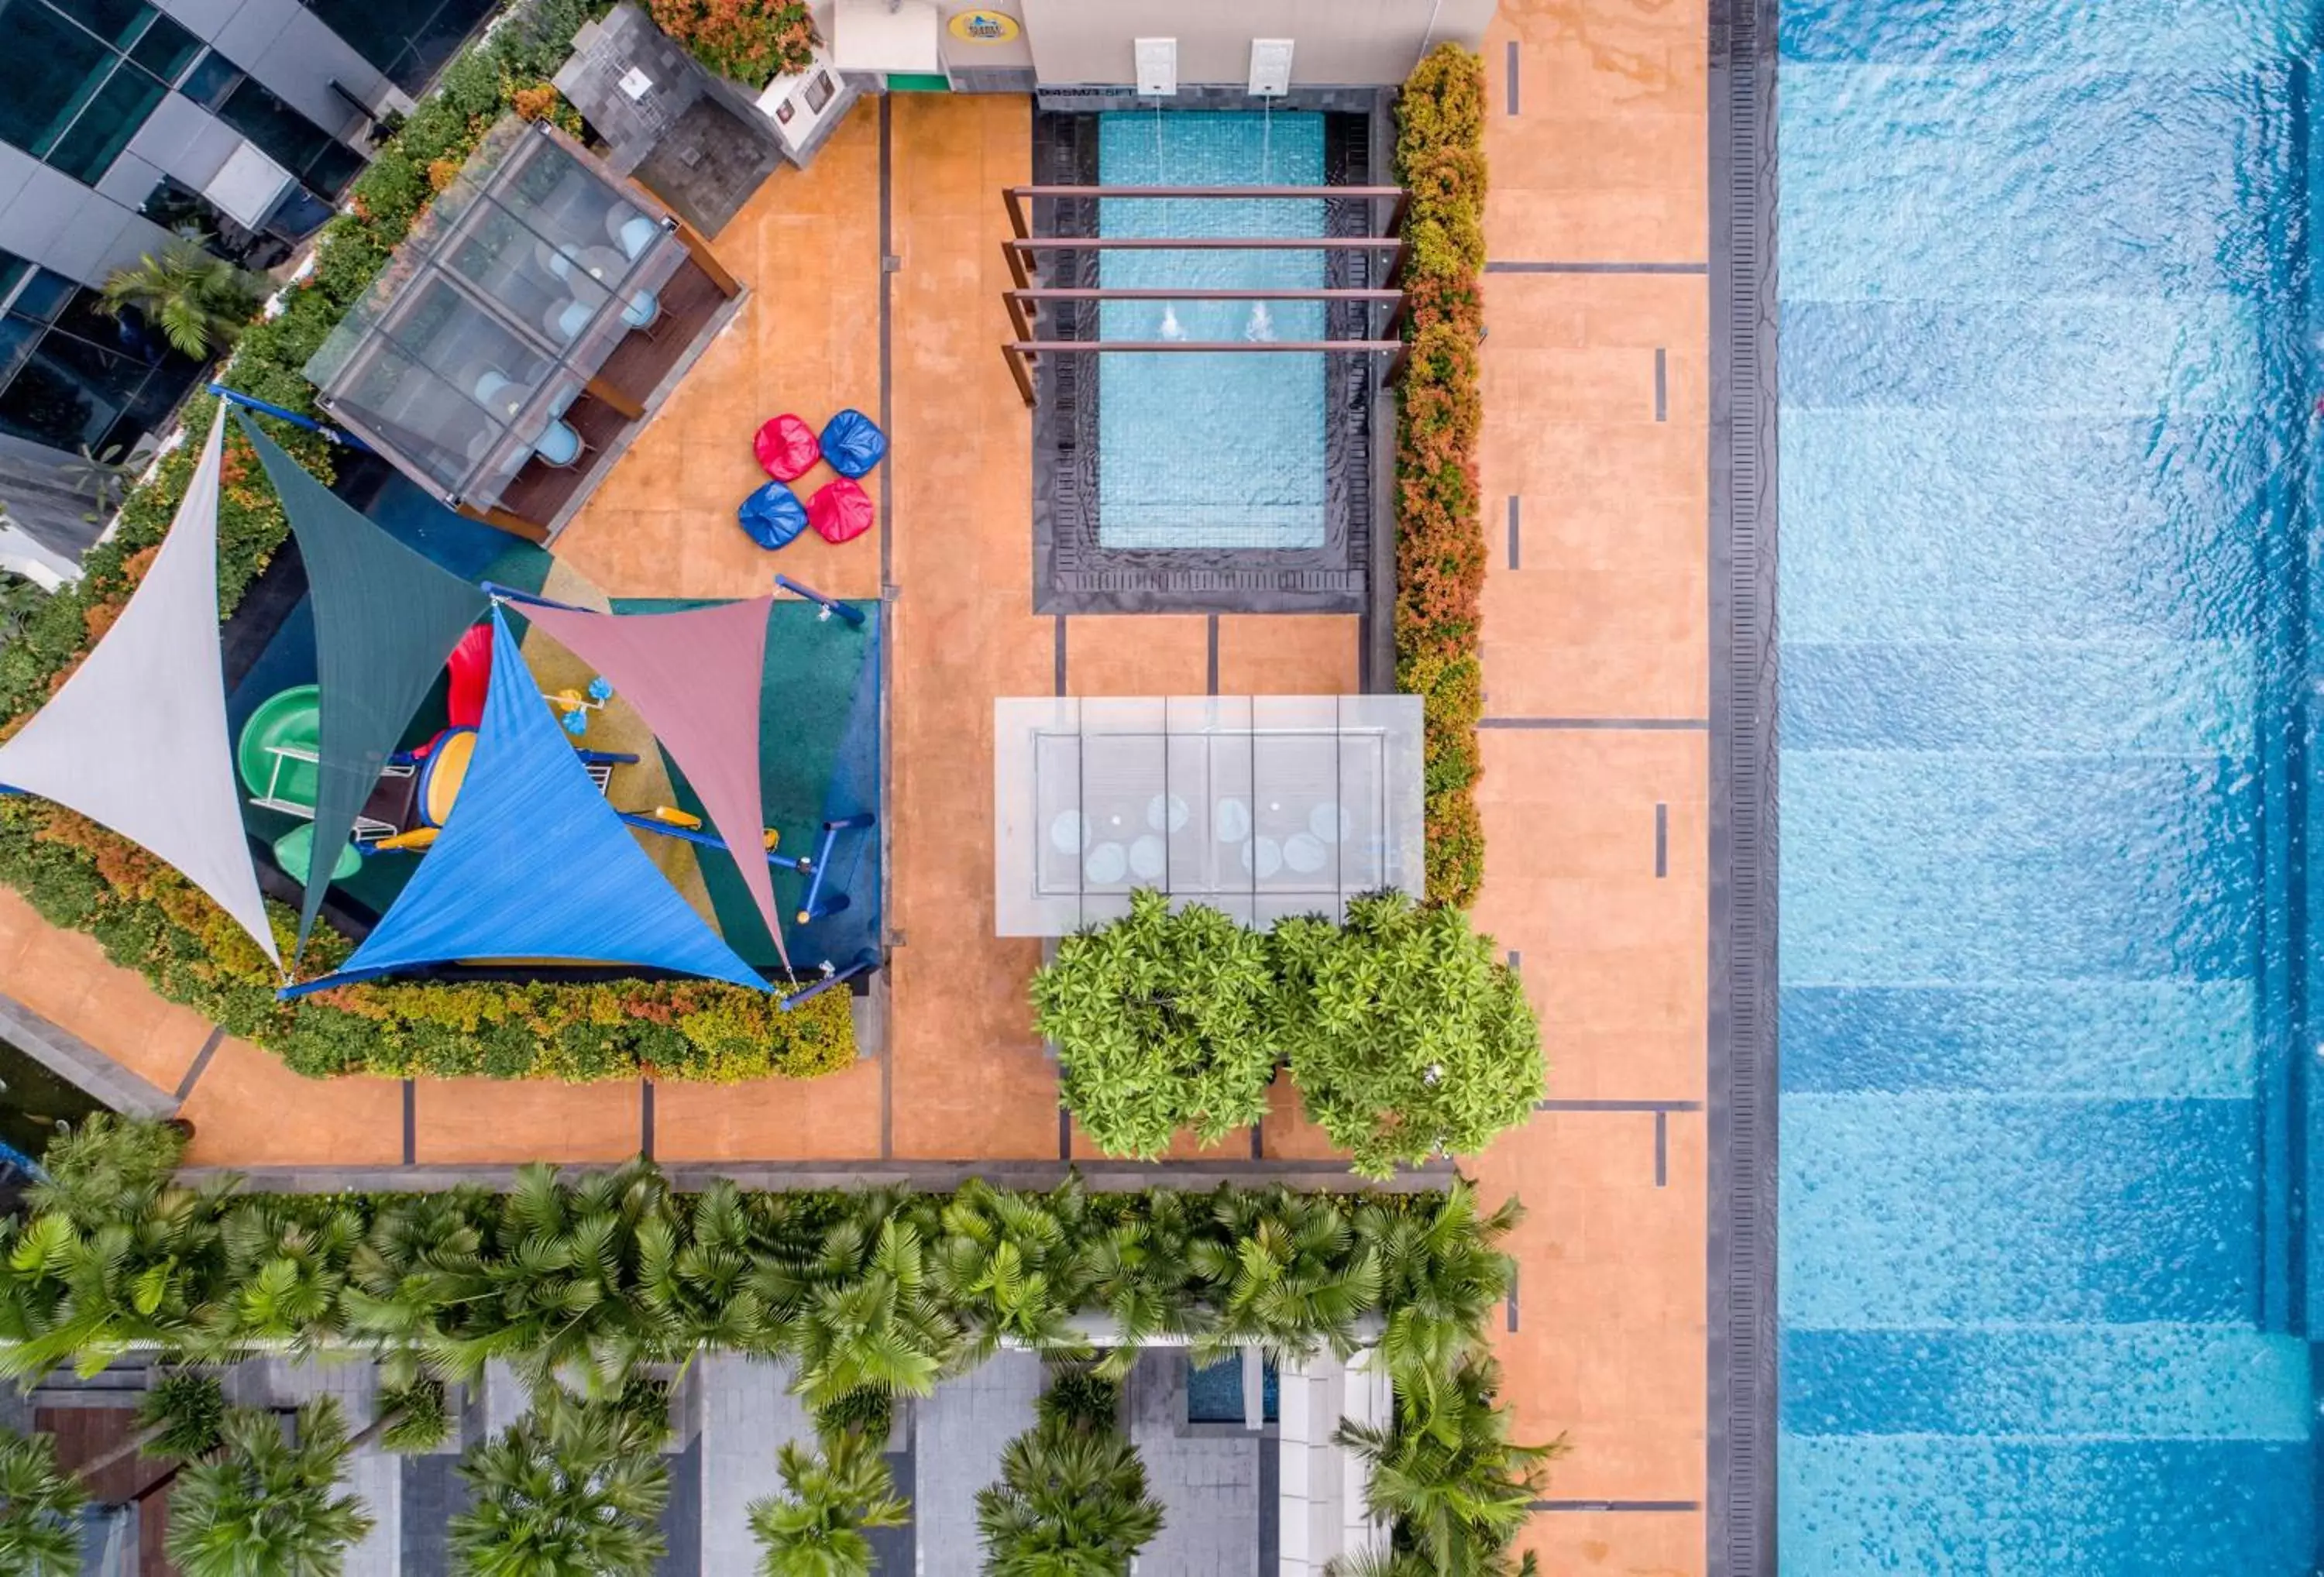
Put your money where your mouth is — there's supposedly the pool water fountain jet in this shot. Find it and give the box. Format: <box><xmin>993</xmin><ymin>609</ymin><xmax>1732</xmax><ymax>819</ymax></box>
<box><xmin>1247</xmin><ymin>98</ymin><xmax>1277</xmax><ymax>342</ymax></box>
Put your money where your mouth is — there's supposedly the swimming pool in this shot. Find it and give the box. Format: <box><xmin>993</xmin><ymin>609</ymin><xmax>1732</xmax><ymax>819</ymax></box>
<box><xmin>1776</xmin><ymin>2</ymin><xmax>2321</xmax><ymax>1570</ymax></box>
<box><xmin>1095</xmin><ymin>111</ymin><xmax>1326</xmax><ymax>549</ymax></box>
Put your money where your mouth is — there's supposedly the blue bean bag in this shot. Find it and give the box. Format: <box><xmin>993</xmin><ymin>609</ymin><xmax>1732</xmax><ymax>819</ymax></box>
<box><xmin>820</xmin><ymin>408</ymin><xmax>887</xmax><ymax>478</ymax></box>
<box><xmin>737</xmin><ymin>479</ymin><xmax>808</xmax><ymax>550</ymax></box>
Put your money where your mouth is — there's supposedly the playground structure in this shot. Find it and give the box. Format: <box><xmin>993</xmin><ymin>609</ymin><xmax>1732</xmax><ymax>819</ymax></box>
<box><xmin>0</xmin><ymin>402</ymin><xmax>882</xmax><ymax>1003</ymax></box>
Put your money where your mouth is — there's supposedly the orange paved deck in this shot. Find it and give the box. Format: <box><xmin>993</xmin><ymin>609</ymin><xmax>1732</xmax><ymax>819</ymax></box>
<box><xmin>0</xmin><ymin>7</ymin><xmax>1717</xmax><ymax>1566</ymax></box>
<box><xmin>1476</xmin><ymin>0</ymin><xmax>1712</xmax><ymax>1570</ymax></box>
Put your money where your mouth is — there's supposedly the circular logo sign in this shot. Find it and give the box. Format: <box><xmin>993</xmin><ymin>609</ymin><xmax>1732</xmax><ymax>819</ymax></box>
<box><xmin>948</xmin><ymin>9</ymin><xmax>1020</xmax><ymax>43</ymax></box>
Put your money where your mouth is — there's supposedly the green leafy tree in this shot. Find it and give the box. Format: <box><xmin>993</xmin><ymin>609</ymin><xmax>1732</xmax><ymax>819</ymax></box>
<box><xmin>1273</xmin><ymin>893</ymin><xmax>1543</xmax><ymax>1178</ymax></box>
<box><xmin>165</xmin><ymin>1398</ymin><xmax>376</xmax><ymax>1577</ymax></box>
<box><xmin>1033</xmin><ymin>891</ymin><xmax>1281</xmax><ymax>1158</ymax></box>
<box><xmin>0</xmin><ymin>1427</ymin><xmax>87</xmax><ymax>1577</ymax></box>
<box><xmin>98</xmin><ymin>233</ymin><xmax>261</xmax><ymax>359</ymax></box>
<box><xmin>974</xmin><ymin>1406</ymin><xmax>1162</xmax><ymax>1576</ymax></box>
<box><xmin>1332</xmin><ymin>1356</ymin><xmax>1560</xmax><ymax>1577</ymax></box>
<box><xmin>746</xmin><ymin>1434</ymin><xmax>907</xmax><ymax>1577</ymax></box>
<box><xmin>449</xmin><ymin>1388</ymin><xmax>669</xmax><ymax>1577</ymax></box>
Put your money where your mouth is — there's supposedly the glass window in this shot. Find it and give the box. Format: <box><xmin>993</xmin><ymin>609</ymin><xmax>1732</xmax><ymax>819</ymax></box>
<box><xmin>0</xmin><ymin>249</ymin><xmax>28</xmax><ymax>305</ymax></box>
<box><xmin>178</xmin><ymin>49</ymin><xmax>242</xmax><ymax>112</ymax></box>
<box><xmin>0</xmin><ymin>330</ymin><xmax>149</xmax><ymax>450</ymax></box>
<box><xmin>0</xmin><ymin>3</ymin><xmax>115</xmax><ymax>158</ymax></box>
<box><xmin>139</xmin><ymin>177</ymin><xmax>294</xmax><ymax>270</ymax></box>
<box><xmin>214</xmin><ymin>74</ymin><xmax>360</xmax><ymax>197</ymax></box>
<box><xmin>45</xmin><ymin>61</ymin><xmax>163</xmax><ymax>183</ymax></box>
<box><xmin>0</xmin><ymin>316</ymin><xmax>36</xmax><ymax>385</ymax></box>
<box><xmin>10</xmin><ymin>270</ymin><xmax>78</xmax><ymax>325</ymax></box>
<box><xmin>128</xmin><ymin>12</ymin><xmax>200</xmax><ymax>85</ymax></box>
<box><xmin>74</xmin><ymin>0</ymin><xmax>154</xmax><ymax>50</ymax></box>
<box><xmin>299</xmin><ymin>0</ymin><xmax>495</xmax><ymax>94</ymax></box>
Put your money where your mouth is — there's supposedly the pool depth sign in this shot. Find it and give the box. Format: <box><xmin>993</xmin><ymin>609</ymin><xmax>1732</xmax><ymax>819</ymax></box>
<box><xmin>949</xmin><ymin>9</ymin><xmax>1020</xmax><ymax>43</ymax></box>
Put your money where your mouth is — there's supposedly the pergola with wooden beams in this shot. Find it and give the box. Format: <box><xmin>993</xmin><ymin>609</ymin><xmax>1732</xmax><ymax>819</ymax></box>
<box><xmin>997</xmin><ymin>184</ymin><xmax>1410</xmax><ymax>408</ymax></box>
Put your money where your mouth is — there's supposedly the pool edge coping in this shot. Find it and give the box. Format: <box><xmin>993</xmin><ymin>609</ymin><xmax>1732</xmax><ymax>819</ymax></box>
<box><xmin>1707</xmin><ymin>0</ymin><xmax>1779</xmax><ymax>1573</ymax></box>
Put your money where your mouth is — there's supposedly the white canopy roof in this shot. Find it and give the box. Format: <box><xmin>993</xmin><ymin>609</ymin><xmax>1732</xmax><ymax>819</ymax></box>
<box><xmin>0</xmin><ymin>407</ymin><xmax>280</xmax><ymax>968</ymax></box>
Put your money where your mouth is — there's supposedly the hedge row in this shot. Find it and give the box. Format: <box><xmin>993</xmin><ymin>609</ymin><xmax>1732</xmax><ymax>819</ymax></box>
<box><xmin>1394</xmin><ymin>46</ymin><xmax>1490</xmax><ymax>907</ymax></box>
<box><xmin>0</xmin><ymin>0</ymin><xmax>858</xmax><ymax>1080</ymax></box>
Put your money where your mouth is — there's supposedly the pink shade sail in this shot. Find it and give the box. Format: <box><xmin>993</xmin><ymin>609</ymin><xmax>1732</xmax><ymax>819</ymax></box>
<box><xmin>519</xmin><ymin>596</ymin><xmax>790</xmax><ymax>970</ymax></box>
<box><xmin>0</xmin><ymin>407</ymin><xmax>280</xmax><ymax>967</ymax></box>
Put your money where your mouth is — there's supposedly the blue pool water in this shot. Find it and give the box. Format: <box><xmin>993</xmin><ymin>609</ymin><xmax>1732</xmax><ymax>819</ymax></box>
<box><xmin>1778</xmin><ymin>2</ymin><xmax>2322</xmax><ymax>1571</ymax></box>
<box><xmin>1096</xmin><ymin>111</ymin><xmax>1326</xmax><ymax>548</ymax></box>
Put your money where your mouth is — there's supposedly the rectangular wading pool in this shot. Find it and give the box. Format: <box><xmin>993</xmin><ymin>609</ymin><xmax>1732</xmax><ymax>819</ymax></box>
<box><xmin>1094</xmin><ymin>110</ymin><xmax>1327</xmax><ymax>549</ymax></box>
<box><xmin>1775</xmin><ymin>0</ymin><xmax>2322</xmax><ymax>1570</ymax></box>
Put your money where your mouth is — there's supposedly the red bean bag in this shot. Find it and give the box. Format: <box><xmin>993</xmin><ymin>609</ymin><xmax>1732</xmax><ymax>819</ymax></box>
<box><xmin>807</xmin><ymin>476</ymin><xmax>875</xmax><ymax>545</ymax></box>
<box><xmin>753</xmin><ymin>414</ymin><xmax>820</xmax><ymax>481</ymax></box>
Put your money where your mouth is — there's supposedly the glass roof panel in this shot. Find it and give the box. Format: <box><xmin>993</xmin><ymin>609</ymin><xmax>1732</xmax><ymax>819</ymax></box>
<box><xmin>995</xmin><ymin>694</ymin><xmax>1425</xmax><ymax>936</ymax></box>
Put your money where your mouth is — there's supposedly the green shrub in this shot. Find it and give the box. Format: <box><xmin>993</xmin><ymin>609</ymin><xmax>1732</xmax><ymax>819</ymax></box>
<box><xmin>1037</xmin><ymin>1364</ymin><xmax>1120</xmax><ymax>1432</ymax></box>
<box><xmin>1032</xmin><ymin>890</ymin><xmax>1279</xmax><ymax>1159</ymax></box>
<box><xmin>1395</xmin><ymin>45</ymin><xmax>1490</xmax><ymax>905</ymax></box>
<box><xmin>1272</xmin><ymin>892</ymin><xmax>1542</xmax><ymax>1179</ymax></box>
<box><xmin>648</xmin><ymin>0</ymin><xmax>818</xmax><ymax>84</ymax></box>
<box><xmin>811</xmin><ymin>1386</ymin><xmax>894</xmax><ymax>1448</ymax></box>
<box><xmin>136</xmin><ymin>1370</ymin><xmax>228</xmax><ymax>1459</ymax></box>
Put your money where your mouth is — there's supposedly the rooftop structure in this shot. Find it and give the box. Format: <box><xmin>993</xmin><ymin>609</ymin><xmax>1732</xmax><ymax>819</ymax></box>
<box><xmin>307</xmin><ymin>117</ymin><xmax>741</xmax><ymax>541</ymax></box>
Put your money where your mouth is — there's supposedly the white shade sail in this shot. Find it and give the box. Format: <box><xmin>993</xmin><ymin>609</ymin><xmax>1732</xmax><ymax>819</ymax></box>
<box><xmin>0</xmin><ymin>407</ymin><xmax>280</xmax><ymax>968</ymax></box>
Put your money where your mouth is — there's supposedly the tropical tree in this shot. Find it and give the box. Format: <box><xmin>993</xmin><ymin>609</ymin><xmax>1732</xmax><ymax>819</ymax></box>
<box><xmin>974</xmin><ymin>1394</ymin><xmax>1162</xmax><ymax>1577</ymax></box>
<box><xmin>1081</xmin><ymin>1192</ymin><xmax>1204</xmax><ymax>1380</ymax></box>
<box><xmin>25</xmin><ymin>1115</ymin><xmax>185</xmax><ymax>1229</ymax></box>
<box><xmin>930</xmin><ymin>1180</ymin><xmax>1097</xmax><ymax>1363</ymax></box>
<box><xmin>1272</xmin><ymin>892</ymin><xmax>1544</xmax><ymax>1178</ymax></box>
<box><xmin>1358</xmin><ymin>1184</ymin><xmax>1520</xmax><ymax>1417</ymax></box>
<box><xmin>1332</xmin><ymin>1356</ymin><xmax>1561</xmax><ymax>1577</ymax></box>
<box><xmin>449</xmin><ymin>1387</ymin><xmax>670</xmax><ymax>1577</ymax></box>
<box><xmin>98</xmin><ymin>232</ymin><xmax>260</xmax><ymax>359</ymax></box>
<box><xmin>77</xmin><ymin>1367</ymin><xmax>226</xmax><ymax>1479</ymax></box>
<box><xmin>165</xmin><ymin>1397</ymin><xmax>376</xmax><ymax>1577</ymax></box>
<box><xmin>0</xmin><ymin>1427</ymin><xmax>87</xmax><ymax>1577</ymax></box>
<box><xmin>759</xmin><ymin>1209</ymin><xmax>961</xmax><ymax>1410</ymax></box>
<box><xmin>746</xmin><ymin>1434</ymin><xmax>907</xmax><ymax>1577</ymax></box>
<box><xmin>1191</xmin><ymin>1187</ymin><xmax>1378</xmax><ymax>1366</ymax></box>
<box><xmin>1033</xmin><ymin>890</ymin><xmax>1281</xmax><ymax>1158</ymax></box>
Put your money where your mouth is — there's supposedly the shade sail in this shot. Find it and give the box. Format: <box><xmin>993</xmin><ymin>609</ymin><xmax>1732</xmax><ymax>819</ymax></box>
<box><xmin>238</xmin><ymin>416</ymin><xmax>488</xmax><ymax>955</ymax></box>
<box><xmin>517</xmin><ymin>596</ymin><xmax>789</xmax><ymax>967</ymax></box>
<box><xmin>283</xmin><ymin>607</ymin><xmax>767</xmax><ymax>995</ymax></box>
<box><xmin>0</xmin><ymin>408</ymin><xmax>280</xmax><ymax>966</ymax></box>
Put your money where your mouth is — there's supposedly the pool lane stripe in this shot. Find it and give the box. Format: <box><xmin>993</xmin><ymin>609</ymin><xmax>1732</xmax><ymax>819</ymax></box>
<box><xmin>1655</xmin><ymin>348</ymin><xmax>1669</xmax><ymax>421</ymax></box>
<box><xmin>1483</xmin><ymin>716</ymin><xmax>1709</xmax><ymax>730</ymax></box>
<box><xmin>1487</xmin><ymin>261</ymin><xmax>1709</xmax><ymax>274</ymax></box>
<box><xmin>1506</xmin><ymin>41</ymin><xmax>1520</xmax><ymax>114</ymax></box>
<box><xmin>1507</xmin><ymin>495</ymin><xmax>1521</xmax><ymax>569</ymax></box>
<box><xmin>1532</xmin><ymin>1500</ymin><xmax>1700</xmax><ymax>1513</ymax></box>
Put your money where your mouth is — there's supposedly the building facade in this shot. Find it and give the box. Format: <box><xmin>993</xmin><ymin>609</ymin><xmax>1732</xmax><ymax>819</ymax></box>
<box><xmin>0</xmin><ymin>0</ymin><xmax>493</xmax><ymax>556</ymax></box>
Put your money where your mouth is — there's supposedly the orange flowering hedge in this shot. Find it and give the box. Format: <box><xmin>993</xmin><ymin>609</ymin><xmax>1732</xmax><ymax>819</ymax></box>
<box><xmin>647</xmin><ymin>0</ymin><xmax>818</xmax><ymax>85</ymax></box>
<box><xmin>1394</xmin><ymin>45</ymin><xmax>1488</xmax><ymax>905</ymax></box>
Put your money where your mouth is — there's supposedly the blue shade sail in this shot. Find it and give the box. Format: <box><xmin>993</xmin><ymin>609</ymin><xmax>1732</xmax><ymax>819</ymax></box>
<box><xmin>283</xmin><ymin>607</ymin><xmax>767</xmax><ymax>996</ymax></box>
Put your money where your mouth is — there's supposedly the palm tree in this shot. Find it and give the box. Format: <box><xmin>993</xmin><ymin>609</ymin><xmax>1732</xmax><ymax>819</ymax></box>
<box><xmin>1332</xmin><ymin>1355</ymin><xmax>1560</xmax><ymax>1577</ymax></box>
<box><xmin>746</xmin><ymin>1434</ymin><xmax>907</xmax><ymax>1577</ymax></box>
<box><xmin>1081</xmin><ymin>1191</ymin><xmax>1203</xmax><ymax>1381</ymax></box>
<box><xmin>1190</xmin><ymin>1186</ymin><xmax>1379</xmax><ymax>1368</ymax></box>
<box><xmin>1358</xmin><ymin>1183</ymin><xmax>1521</xmax><ymax>1419</ymax></box>
<box><xmin>165</xmin><ymin>1398</ymin><xmax>376</xmax><ymax>1577</ymax></box>
<box><xmin>448</xmin><ymin>1387</ymin><xmax>669</xmax><ymax>1577</ymax></box>
<box><xmin>760</xmin><ymin>1211</ymin><xmax>961</xmax><ymax>1410</ymax></box>
<box><xmin>98</xmin><ymin>232</ymin><xmax>260</xmax><ymax>360</ymax></box>
<box><xmin>0</xmin><ymin>1427</ymin><xmax>88</xmax><ymax>1577</ymax></box>
<box><xmin>75</xmin><ymin>1368</ymin><xmax>225</xmax><ymax>1479</ymax></box>
<box><xmin>930</xmin><ymin>1179</ymin><xmax>1096</xmax><ymax>1364</ymax></box>
<box><xmin>974</xmin><ymin>1414</ymin><xmax>1162</xmax><ymax>1576</ymax></box>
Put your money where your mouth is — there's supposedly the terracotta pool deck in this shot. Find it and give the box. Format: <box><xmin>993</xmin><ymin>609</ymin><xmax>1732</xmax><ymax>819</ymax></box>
<box><xmin>0</xmin><ymin>2</ymin><xmax>1712</xmax><ymax>1568</ymax></box>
